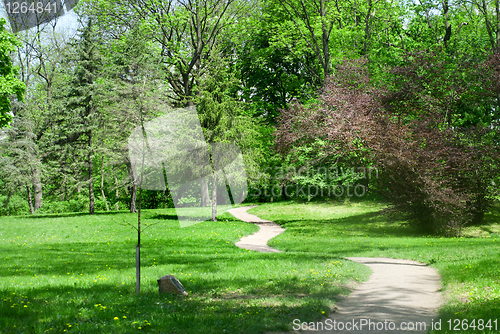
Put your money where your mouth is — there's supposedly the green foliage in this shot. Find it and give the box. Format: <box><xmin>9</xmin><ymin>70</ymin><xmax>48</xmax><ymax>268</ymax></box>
<box><xmin>194</xmin><ymin>51</ymin><xmax>245</xmax><ymax>143</ymax></box>
<box><xmin>6</xmin><ymin>0</ymin><xmax>500</xmax><ymax>218</ymax></box>
<box><xmin>0</xmin><ymin>18</ymin><xmax>25</xmax><ymax>128</ymax></box>
<box><xmin>0</xmin><ymin>194</ymin><xmax>29</xmax><ymax>216</ymax></box>
<box><xmin>233</xmin><ymin>12</ymin><xmax>319</xmax><ymax>123</ymax></box>
<box><xmin>193</xmin><ymin>50</ymin><xmax>265</xmax><ymax>191</ymax></box>
<box><xmin>36</xmin><ymin>197</ymin><xmax>89</xmax><ymax>214</ymax></box>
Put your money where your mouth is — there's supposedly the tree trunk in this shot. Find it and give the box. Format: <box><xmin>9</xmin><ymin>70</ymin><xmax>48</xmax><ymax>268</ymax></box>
<box><xmin>3</xmin><ymin>190</ymin><xmax>12</xmax><ymax>208</ymax></box>
<box><xmin>497</xmin><ymin>0</ymin><xmax>500</xmax><ymax>50</ymax></box>
<box><xmin>201</xmin><ymin>176</ymin><xmax>210</xmax><ymax>206</ymax></box>
<box><xmin>114</xmin><ymin>174</ymin><xmax>120</xmax><ymax>210</ymax></box>
<box><xmin>26</xmin><ymin>185</ymin><xmax>34</xmax><ymax>215</ymax></box>
<box><xmin>320</xmin><ymin>0</ymin><xmax>331</xmax><ymax>76</ymax></box>
<box><xmin>480</xmin><ymin>0</ymin><xmax>496</xmax><ymax>51</ymax></box>
<box><xmin>362</xmin><ymin>0</ymin><xmax>374</xmax><ymax>54</ymax></box>
<box><xmin>442</xmin><ymin>0</ymin><xmax>452</xmax><ymax>48</ymax></box>
<box><xmin>211</xmin><ymin>173</ymin><xmax>217</xmax><ymax>221</ymax></box>
<box><xmin>100</xmin><ymin>156</ymin><xmax>109</xmax><ymax>211</ymax></box>
<box><xmin>88</xmin><ymin>131</ymin><xmax>95</xmax><ymax>215</ymax></box>
<box><xmin>127</xmin><ymin>161</ymin><xmax>138</xmax><ymax>213</ymax></box>
<box><xmin>33</xmin><ymin>165</ymin><xmax>43</xmax><ymax>211</ymax></box>
<box><xmin>130</xmin><ymin>183</ymin><xmax>137</xmax><ymax>213</ymax></box>
<box><xmin>136</xmin><ymin>187</ymin><xmax>142</xmax><ymax>295</ymax></box>
<box><xmin>136</xmin><ymin>244</ymin><xmax>140</xmax><ymax>295</ymax></box>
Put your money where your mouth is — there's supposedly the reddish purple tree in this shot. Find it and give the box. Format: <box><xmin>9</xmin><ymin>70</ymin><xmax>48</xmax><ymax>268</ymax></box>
<box><xmin>275</xmin><ymin>56</ymin><xmax>500</xmax><ymax>234</ymax></box>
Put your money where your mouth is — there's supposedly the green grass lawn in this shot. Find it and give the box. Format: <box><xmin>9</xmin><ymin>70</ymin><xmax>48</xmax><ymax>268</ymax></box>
<box><xmin>0</xmin><ymin>208</ymin><xmax>369</xmax><ymax>334</ymax></box>
<box><xmin>1</xmin><ymin>202</ymin><xmax>499</xmax><ymax>333</ymax></box>
<box><xmin>250</xmin><ymin>201</ymin><xmax>500</xmax><ymax>334</ymax></box>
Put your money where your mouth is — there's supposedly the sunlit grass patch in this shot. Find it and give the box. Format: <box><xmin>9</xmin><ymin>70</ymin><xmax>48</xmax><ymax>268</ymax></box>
<box><xmin>251</xmin><ymin>201</ymin><xmax>500</xmax><ymax>334</ymax></box>
<box><xmin>0</xmin><ymin>208</ymin><xmax>366</xmax><ymax>334</ymax></box>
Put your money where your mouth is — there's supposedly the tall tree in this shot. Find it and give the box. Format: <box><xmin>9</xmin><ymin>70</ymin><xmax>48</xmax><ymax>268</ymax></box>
<box><xmin>267</xmin><ymin>0</ymin><xmax>385</xmax><ymax>82</ymax></box>
<box><xmin>100</xmin><ymin>24</ymin><xmax>166</xmax><ymax>213</ymax></box>
<box><xmin>194</xmin><ymin>50</ymin><xmax>257</xmax><ymax>220</ymax></box>
<box><xmin>87</xmin><ymin>0</ymin><xmax>246</xmax><ymax>106</ymax></box>
<box><xmin>108</xmin><ymin>26</ymin><xmax>168</xmax><ymax>294</ymax></box>
<box><xmin>53</xmin><ymin>18</ymin><xmax>103</xmax><ymax>214</ymax></box>
<box><xmin>13</xmin><ymin>20</ymin><xmax>74</xmax><ymax>211</ymax></box>
<box><xmin>233</xmin><ymin>12</ymin><xmax>318</xmax><ymax>124</ymax></box>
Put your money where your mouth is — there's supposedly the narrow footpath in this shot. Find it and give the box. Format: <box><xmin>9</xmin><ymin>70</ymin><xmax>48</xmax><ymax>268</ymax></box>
<box><xmin>228</xmin><ymin>206</ymin><xmax>285</xmax><ymax>253</ymax></box>
<box><xmin>228</xmin><ymin>206</ymin><xmax>444</xmax><ymax>334</ymax></box>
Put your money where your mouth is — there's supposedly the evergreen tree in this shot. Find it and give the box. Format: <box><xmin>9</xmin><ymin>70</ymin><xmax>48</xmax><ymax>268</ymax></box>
<box><xmin>194</xmin><ymin>51</ymin><xmax>258</xmax><ymax>221</ymax></box>
<box><xmin>53</xmin><ymin>18</ymin><xmax>103</xmax><ymax>214</ymax></box>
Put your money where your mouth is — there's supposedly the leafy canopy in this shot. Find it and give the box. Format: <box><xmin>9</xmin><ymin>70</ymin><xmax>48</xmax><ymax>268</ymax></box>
<box><xmin>0</xmin><ymin>18</ymin><xmax>25</xmax><ymax>128</ymax></box>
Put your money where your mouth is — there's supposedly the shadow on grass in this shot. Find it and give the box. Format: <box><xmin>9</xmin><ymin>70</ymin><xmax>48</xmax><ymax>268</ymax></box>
<box><xmin>147</xmin><ymin>214</ymin><xmax>179</xmax><ymax>221</ymax></box>
<box><xmin>271</xmin><ymin>210</ymin><xmax>420</xmax><ymax>238</ymax></box>
<box><xmin>436</xmin><ymin>296</ymin><xmax>500</xmax><ymax>333</ymax></box>
<box><xmin>16</xmin><ymin>210</ymin><xmax>138</xmax><ymax>219</ymax></box>
<box><xmin>14</xmin><ymin>208</ymin><xmax>189</xmax><ymax>220</ymax></box>
<box><xmin>0</xmin><ymin>251</ymin><xmax>359</xmax><ymax>334</ymax></box>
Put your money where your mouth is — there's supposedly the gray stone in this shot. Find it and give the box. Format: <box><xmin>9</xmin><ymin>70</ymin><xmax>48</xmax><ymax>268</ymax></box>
<box><xmin>157</xmin><ymin>275</ymin><xmax>188</xmax><ymax>296</ymax></box>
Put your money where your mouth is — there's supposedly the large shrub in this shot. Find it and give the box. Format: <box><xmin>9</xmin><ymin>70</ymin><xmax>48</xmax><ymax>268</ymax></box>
<box><xmin>275</xmin><ymin>56</ymin><xmax>500</xmax><ymax>234</ymax></box>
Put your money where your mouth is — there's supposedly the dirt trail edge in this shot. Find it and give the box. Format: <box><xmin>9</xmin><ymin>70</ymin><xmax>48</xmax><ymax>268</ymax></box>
<box><xmin>228</xmin><ymin>206</ymin><xmax>285</xmax><ymax>253</ymax></box>
<box><xmin>228</xmin><ymin>206</ymin><xmax>444</xmax><ymax>334</ymax></box>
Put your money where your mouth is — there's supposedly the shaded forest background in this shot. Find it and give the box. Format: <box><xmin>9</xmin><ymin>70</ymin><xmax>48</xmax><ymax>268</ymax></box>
<box><xmin>1</xmin><ymin>0</ymin><xmax>500</xmax><ymax>234</ymax></box>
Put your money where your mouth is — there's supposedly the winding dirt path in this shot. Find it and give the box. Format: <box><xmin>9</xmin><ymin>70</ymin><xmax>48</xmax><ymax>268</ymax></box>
<box><xmin>228</xmin><ymin>206</ymin><xmax>285</xmax><ymax>253</ymax></box>
<box><xmin>229</xmin><ymin>206</ymin><xmax>443</xmax><ymax>334</ymax></box>
<box><xmin>302</xmin><ymin>257</ymin><xmax>443</xmax><ymax>334</ymax></box>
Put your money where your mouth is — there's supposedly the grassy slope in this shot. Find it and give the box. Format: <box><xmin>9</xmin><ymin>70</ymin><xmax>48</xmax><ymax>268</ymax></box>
<box><xmin>2</xmin><ymin>201</ymin><xmax>498</xmax><ymax>333</ymax></box>
<box><xmin>0</xmin><ymin>208</ymin><xmax>368</xmax><ymax>334</ymax></box>
<box><xmin>251</xmin><ymin>201</ymin><xmax>500</xmax><ymax>334</ymax></box>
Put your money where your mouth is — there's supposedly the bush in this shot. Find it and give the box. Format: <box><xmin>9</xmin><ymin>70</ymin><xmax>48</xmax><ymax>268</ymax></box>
<box><xmin>36</xmin><ymin>195</ymin><xmax>89</xmax><ymax>214</ymax></box>
<box><xmin>0</xmin><ymin>194</ymin><xmax>29</xmax><ymax>216</ymax></box>
<box><xmin>274</xmin><ymin>57</ymin><xmax>500</xmax><ymax>235</ymax></box>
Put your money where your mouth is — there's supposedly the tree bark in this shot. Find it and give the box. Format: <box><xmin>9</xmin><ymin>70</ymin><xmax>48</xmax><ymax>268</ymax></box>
<box><xmin>479</xmin><ymin>0</ymin><xmax>496</xmax><ymax>51</ymax></box>
<box><xmin>497</xmin><ymin>0</ymin><xmax>500</xmax><ymax>50</ymax></box>
<box><xmin>130</xmin><ymin>183</ymin><xmax>137</xmax><ymax>213</ymax></box>
<box><xmin>26</xmin><ymin>185</ymin><xmax>34</xmax><ymax>214</ymax></box>
<box><xmin>3</xmin><ymin>191</ymin><xmax>12</xmax><ymax>208</ymax></box>
<box><xmin>88</xmin><ymin>131</ymin><xmax>95</xmax><ymax>215</ymax></box>
<box><xmin>201</xmin><ymin>176</ymin><xmax>210</xmax><ymax>206</ymax></box>
<box><xmin>33</xmin><ymin>165</ymin><xmax>43</xmax><ymax>211</ymax></box>
<box><xmin>114</xmin><ymin>174</ymin><xmax>120</xmax><ymax>210</ymax></box>
<box><xmin>100</xmin><ymin>156</ymin><xmax>109</xmax><ymax>211</ymax></box>
<box><xmin>126</xmin><ymin>160</ymin><xmax>138</xmax><ymax>212</ymax></box>
<box><xmin>442</xmin><ymin>0</ymin><xmax>452</xmax><ymax>48</ymax></box>
<box><xmin>362</xmin><ymin>0</ymin><xmax>374</xmax><ymax>54</ymax></box>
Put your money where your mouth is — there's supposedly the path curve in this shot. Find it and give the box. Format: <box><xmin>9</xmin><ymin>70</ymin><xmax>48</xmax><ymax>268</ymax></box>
<box><xmin>228</xmin><ymin>206</ymin><xmax>443</xmax><ymax>334</ymax></box>
<box><xmin>301</xmin><ymin>257</ymin><xmax>443</xmax><ymax>334</ymax></box>
<box><xmin>228</xmin><ymin>206</ymin><xmax>285</xmax><ymax>253</ymax></box>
